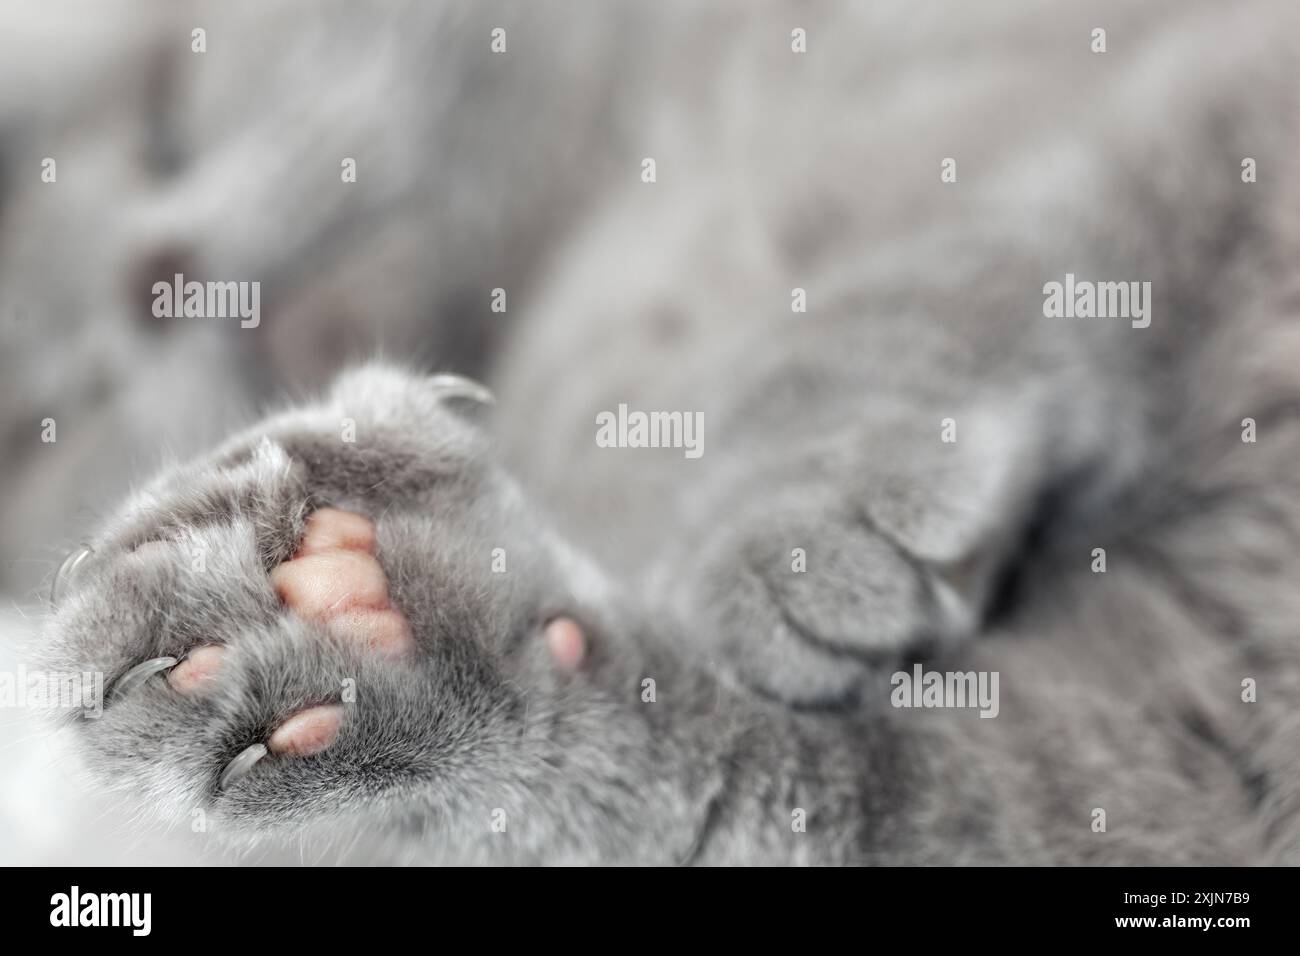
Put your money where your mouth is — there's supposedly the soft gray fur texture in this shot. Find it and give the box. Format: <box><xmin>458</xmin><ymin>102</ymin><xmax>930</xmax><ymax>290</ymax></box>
<box><xmin>21</xmin><ymin>0</ymin><xmax>1300</xmax><ymax>863</ymax></box>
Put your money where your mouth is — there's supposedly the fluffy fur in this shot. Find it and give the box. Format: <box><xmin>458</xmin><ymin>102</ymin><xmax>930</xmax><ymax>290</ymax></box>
<box><xmin>17</xmin><ymin>0</ymin><xmax>1300</xmax><ymax>863</ymax></box>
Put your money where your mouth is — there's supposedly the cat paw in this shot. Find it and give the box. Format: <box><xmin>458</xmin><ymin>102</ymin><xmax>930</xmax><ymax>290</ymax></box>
<box><xmin>39</xmin><ymin>364</ymin><xmax>590</xmax><ymax>838</ymax></box>
<box><xmin>671</xmin><ymin>406</ymin><xmax>1048</xmax><ymax>707</ymax></box>
<box><xmin>681</xmin><ymin>489</ymin><xmax>978</xmax><ymax>707</ymax></box>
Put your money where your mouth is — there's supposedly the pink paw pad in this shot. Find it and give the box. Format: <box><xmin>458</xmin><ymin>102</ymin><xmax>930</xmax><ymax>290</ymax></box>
<box><xmin>270</xmin><ymin>508</ymin><xmax>416</xmax><ymax>662</ymax></box>
<box><xmin>182</xmin><ymin>507</ymin><xmax>415</xmax><ymax>767</ymax></box>
<box><xmin>544</xmin><ymin>616</ymin><xmax>587</xmax><ymax>672</ymax></box>
<box><xmin>171</xmin><ymin>506</ymin><xmax>590</xmax><ymax>785</ymax></box>
<box><xmin>167</xmin><ymin>644</ymin><xmax>227</xmax><ymax>695</ymax></box>
<box><xmin>267</xmin><ymin>704</ymin><xmax>345</xmax><ymax>758</ymax></box>
<box><xmin>261</xmin><ymin>507</ymin><xmax>414</xmax><ymax>756</ymax></box>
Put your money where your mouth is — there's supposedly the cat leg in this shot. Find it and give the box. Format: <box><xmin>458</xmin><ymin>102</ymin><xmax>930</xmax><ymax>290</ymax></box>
<box><xmin>37</xmin><ymin>364</ymin><xmax>725</xmax><ymax>863</ymax></box>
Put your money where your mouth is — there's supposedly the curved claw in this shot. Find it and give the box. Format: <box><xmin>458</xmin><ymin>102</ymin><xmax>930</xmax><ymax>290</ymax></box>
<box><xmin>51</xmin><ymin>545</ymin><xmax>94</xmax><ymax>606</ymax></box>
<box><xmin>219</xmin><ymin>743</ymin><xmax>268</xmax><ymax>790</ymax></box>
<box><xmin>429</xmin><ymin>373</ymin><xmax>495</xmax><ymax>406</ymax></box>
<box><xmin>110</xmin><ymin>656</ymin><xmax>178</xmax><ymax>702</ymax></box>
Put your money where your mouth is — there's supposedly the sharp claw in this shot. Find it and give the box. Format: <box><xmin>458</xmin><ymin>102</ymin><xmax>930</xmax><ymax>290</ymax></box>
<box><xmin>219</xmin><ymin>743</ymin><xmax>268</xmax><ymax>790</ymax></box>
<box><xmin>50</xmin><ymin>545</ymin><xmax>94</xmax><ymax>606</ymax></box>
<box><xmin>429</xmin><ymin>374</ymin><xmax>495</xmax><ymax>406</ymax></box>
<box><xmin>110</xmin><ymin>656</ymin><xmax>178</xmax><ymax>702</ymax></box>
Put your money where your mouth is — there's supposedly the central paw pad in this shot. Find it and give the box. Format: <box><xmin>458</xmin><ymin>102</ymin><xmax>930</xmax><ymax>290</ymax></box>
<box><xmin>270</xmin><ymin>507</ymin><xmax>415</xmax><ymax>658</ymax></box>
<box><xmin>172</xmin><ymin>507</ymin><xmax>414</xmax><ymax>769</ymax></box>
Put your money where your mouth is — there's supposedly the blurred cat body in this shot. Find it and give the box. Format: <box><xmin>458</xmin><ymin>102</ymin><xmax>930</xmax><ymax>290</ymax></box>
<box><xmin>5</xmin><ymin>1</ymin><xmax>1300</xmax><ymax>863</ymax></box>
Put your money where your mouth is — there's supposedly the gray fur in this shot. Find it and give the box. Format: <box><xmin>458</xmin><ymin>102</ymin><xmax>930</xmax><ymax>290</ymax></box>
<box><xmin>15</xmin><ymin>0</ymin><xmax>1300</xmax><ymax>863</ymax></box>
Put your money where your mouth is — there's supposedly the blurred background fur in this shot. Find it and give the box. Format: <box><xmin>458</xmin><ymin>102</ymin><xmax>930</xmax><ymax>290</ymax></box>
<box><xmin>2</xmin><ymin>0</ymin><xmax>1299</xmax><ymax>863</ymax></box>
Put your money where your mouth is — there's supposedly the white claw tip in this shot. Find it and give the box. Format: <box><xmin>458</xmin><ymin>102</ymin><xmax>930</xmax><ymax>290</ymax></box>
<box><xmin>219</xmin><ymin>743</ymin><xmax>268</xmax><ymax>790</ymax></box>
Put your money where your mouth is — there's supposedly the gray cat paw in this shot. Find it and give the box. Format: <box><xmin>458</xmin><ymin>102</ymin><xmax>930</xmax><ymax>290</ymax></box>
<box><xmin>38</xmin><ymin>364</ymin><xmax>572</xmax><ymax>837</ymax></box>
<box><xmin>687</xmin><ymin>492</ymin><xmax>975</xmax><ymax>707</ymax></box>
